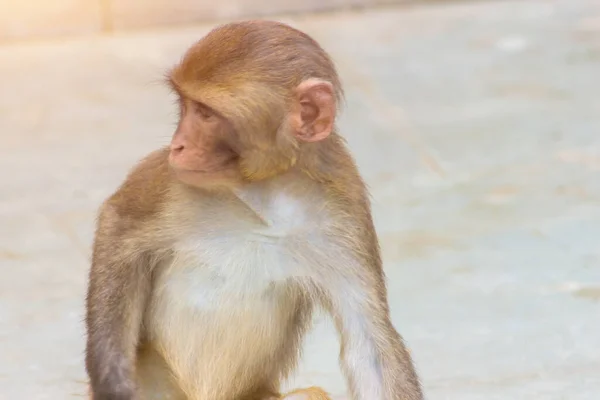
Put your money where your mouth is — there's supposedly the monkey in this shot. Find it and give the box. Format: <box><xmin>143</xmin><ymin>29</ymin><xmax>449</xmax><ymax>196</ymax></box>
<box><xmin>85</xmin><ymin>20</ymin><xmax>423</xmax><ymax>400</ymax></box>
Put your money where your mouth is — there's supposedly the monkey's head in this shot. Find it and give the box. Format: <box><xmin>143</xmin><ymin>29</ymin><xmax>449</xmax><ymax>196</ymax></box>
<box><xmin>167</xmin><ymin>20</ymin><xmax>343</xmax><ymax>188</ymax></box>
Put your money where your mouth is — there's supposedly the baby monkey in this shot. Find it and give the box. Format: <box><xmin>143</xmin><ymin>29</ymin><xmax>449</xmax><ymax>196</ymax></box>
<box><xmin>85</xmin><ymin>20</ymin><xmax>423</xmax><ymax>400</ymax></box>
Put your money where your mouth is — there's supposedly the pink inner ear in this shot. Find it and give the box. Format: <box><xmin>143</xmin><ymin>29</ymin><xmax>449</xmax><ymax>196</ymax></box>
<box><xmin>293</xmin><ymin>80</ymin><xmax>336</xmax><ymax>142</ymax></box>
<box><xmin>300</xmin><ymin>101</ymin><xmax>319</xmax><ymax>124</ymax></box>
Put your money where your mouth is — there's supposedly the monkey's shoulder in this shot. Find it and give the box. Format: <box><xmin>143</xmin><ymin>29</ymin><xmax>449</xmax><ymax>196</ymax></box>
<box><xmin>92</xmin><ymin>148</ymin><xmax>176</xmax><ymax>252</ymax></box>
<box><xmin>101</xmin><ymin>148</ymin><xmax>172</xmax><ymax>223</ymax></box>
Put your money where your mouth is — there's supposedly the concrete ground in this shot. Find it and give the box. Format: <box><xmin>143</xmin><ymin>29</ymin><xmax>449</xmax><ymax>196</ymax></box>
<box><xmin>1</xmin><ymin>0</ymin><xmax>600</xmax><ymax>399</ymax></box>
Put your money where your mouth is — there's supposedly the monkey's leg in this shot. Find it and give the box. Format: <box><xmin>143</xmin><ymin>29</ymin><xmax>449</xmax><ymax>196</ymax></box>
<box><xmin>280</xmin><ymin>387</ymin><xmax>332</xmax><ymax>400</ymax></box>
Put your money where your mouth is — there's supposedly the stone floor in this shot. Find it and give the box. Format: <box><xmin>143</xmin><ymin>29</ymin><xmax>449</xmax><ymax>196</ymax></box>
<box><xmin>1</xmin><ymin>0</ymin><xmax>599</xmax><ymax>399</ymax></box>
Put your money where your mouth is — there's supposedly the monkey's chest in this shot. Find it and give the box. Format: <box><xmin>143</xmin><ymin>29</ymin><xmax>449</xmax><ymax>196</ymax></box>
<box><xmin>153</xmin><ymin>233</ymin><xmax>305</xmax><ymax>310</ymax></box>
<box><xmin>145</xmin><ymin>231</ymin><xmax>314</xmax><ymax>395</ymax></box>
<box><xmin>157</xmin><ymin>185</ymin><xmax>323</xmax><ymax>303</ymax></box>
<box><xmin>164</xmin><ymin>211</ymin><xmax>314</xmax><ymax>291</ymax></box>
<box><xmin>148</xmin><ymin>245</ymin><xmax>294</xmax><ymax>343</ymax></box>
<box><xmin>145</xmin><ymin>184</ymin><xmax>334</xmax><ymax>393</ymax></box>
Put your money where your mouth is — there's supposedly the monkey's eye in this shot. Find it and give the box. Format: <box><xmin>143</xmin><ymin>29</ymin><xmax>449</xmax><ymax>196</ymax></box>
<box><xmin>194</xmin><ymin>102</ymin><xmax>214</xmax><ymax>119</ymax></box>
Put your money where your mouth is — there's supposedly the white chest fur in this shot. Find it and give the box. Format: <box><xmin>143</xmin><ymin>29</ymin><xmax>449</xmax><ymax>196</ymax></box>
<box><xmin>145</xmin><ymin>177</ymin><xmax>338</xmax><ymax>397</ymax></box>
<box><xmin>166</xmin><ymin>179</ymin><xmax>328</xmax><ymax>301</ymax></box>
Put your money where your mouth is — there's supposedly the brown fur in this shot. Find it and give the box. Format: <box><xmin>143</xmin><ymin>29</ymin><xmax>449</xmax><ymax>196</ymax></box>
<box><xmin>85</xmin><ymin>20</ymin><xmax>423</xmax><ymax>400</ymax></box>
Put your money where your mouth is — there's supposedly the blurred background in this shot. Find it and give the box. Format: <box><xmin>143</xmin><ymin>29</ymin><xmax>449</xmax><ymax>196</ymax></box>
<box><xmin>1</xmin><ymin>0</ymin><xmax>599</xmax><ymax>399</ymax></box>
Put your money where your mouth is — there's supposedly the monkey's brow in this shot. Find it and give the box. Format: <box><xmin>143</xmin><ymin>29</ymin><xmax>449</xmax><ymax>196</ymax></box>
<box><xmin>166</xmin><ymin>76</ymin><xmax>184</xmax><ymax>97</ymax></box>
<box><xmin>166</xmin><ymin>78</ymin><xmax>203</xmax><ymax>105</ymax></box>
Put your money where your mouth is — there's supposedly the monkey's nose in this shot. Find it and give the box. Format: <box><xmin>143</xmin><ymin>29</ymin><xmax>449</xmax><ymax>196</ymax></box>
<box><xmin>170</xmin><ymin>144</ymin><xmax>185</xmax><ymax>154</ymax></box>
<box><xmin>168</xmin><ymin>144</ymin><xmax>186</xmax><ymax>168</ymax></box>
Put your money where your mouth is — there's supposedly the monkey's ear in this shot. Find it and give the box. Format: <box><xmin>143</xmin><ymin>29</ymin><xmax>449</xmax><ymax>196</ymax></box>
<box><xmin>291</xmin><ymin>79</ymin><xmax>336</xmax><ymax>142</ymax></box>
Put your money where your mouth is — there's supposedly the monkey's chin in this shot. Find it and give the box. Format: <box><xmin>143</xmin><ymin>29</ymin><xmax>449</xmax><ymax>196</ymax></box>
<box><xmin>172</xmin><ymin>167</ymin><xmax>243</xmax><ymax>189</ymax></box>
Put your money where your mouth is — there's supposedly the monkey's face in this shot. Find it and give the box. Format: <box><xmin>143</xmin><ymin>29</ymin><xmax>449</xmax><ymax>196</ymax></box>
<box><xmin>168</xmin><ymin>98</ymin><xmax>243</xmax><ymax>188</ymax></box>
<box><xmin>167</xmin><ymin>43</ymin><xmax>338</xmax><ymax>190</ymax></box>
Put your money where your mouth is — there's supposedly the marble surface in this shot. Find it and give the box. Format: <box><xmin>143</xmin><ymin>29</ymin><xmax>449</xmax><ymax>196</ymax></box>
<box><xmin>1</xmin><ymin>0</ymin><xmax>599</xmax><ymax>398</ymax></box>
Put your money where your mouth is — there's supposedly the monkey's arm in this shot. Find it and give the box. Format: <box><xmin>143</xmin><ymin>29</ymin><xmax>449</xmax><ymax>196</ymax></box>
<box><xmin>321</xmin><ymin>251</ymin><xmax>423</xmax><ymax>400</ymax></box>
<box><xmin>86</xmin><ymin>150</ymin><xmax>172</xmax><ymax>400</ymax></box>
<box><xmin>85</xmin><ymin>204</ymin><xmax>154</xmax><ymax>400</ymax></box>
